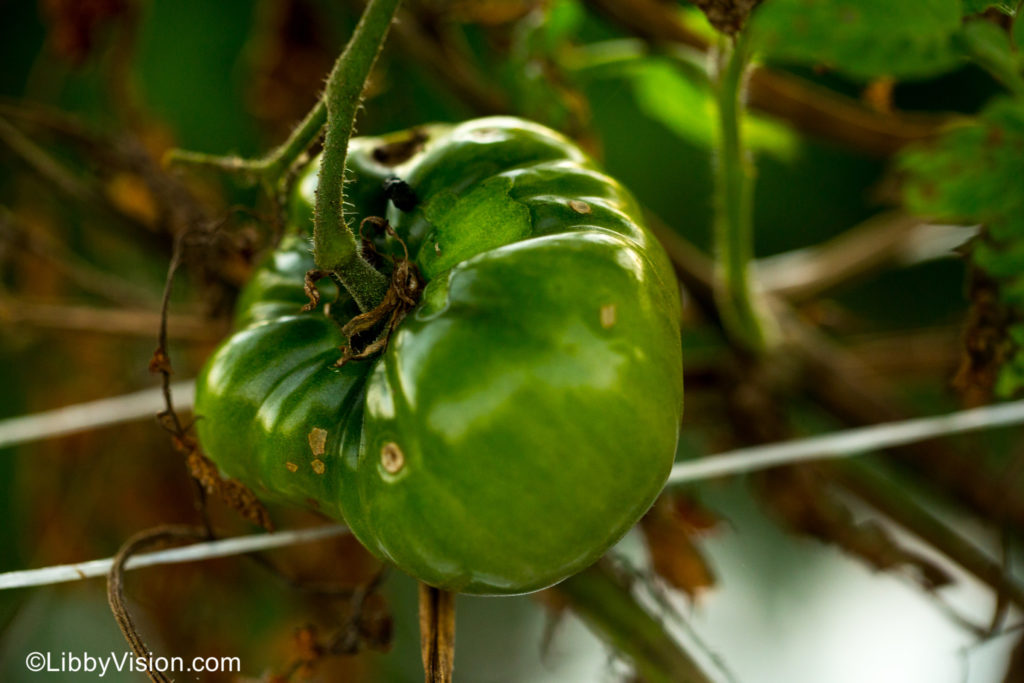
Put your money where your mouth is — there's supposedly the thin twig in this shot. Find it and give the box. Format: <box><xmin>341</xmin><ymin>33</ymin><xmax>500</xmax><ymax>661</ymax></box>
<box><xmin>107</xmin><ymin>525</ymin><xmax>209</xmax><ymax>683</ymax></box>
<box><xmin>0</xmin><ymin>116</ymin><xmax>96</xmax><ymax>201</ymax></box>
<box><xmin>0</xmin><ymin>524</ymin><xmax>347</xmax><ymax>590</ymax></box>
<box><xmin>756</xmin><ymin>213</ymin><xmax>973</xmax><ymax>301</ymax></box>
<box><xmin>0</xmin><ymin>381</ymin><xmax>195</xmax><ymax>450</ymax></box>
<box><xmin>2</xmin><ymin>209</ymin><xmax>161</xmax><ymax>308</ymax></box>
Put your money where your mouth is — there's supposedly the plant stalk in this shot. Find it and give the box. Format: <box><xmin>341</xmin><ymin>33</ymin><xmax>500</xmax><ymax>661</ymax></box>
<box><xmin>712</xmin><ymin>31</ymin><xmax>776</xmax><ymax>353</ymax></box>
<box><xmin>313</xmin><ymin>0</ymin><xmax>400</xmax><ymax>312</ymax></box>
<box><xmin>556</xmin><ymin>562</ymin><xmax>715</xmax><ymax>683</ymax></box>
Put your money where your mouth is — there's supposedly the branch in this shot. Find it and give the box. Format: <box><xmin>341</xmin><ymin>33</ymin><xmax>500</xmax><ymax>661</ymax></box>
<box><xmin>555</xmin><ymin>561</ymin><xmax>715</xmax><ymax>683</ymax></box>
<box><xmin>0</xmin><ymin>116</ymin><xmax>98</xmax><ymax>202</ymax></box>
<box><xmin>756</xmin><ymin>213</ymin><xmax>973</xmax><ymax>301</ymax></box>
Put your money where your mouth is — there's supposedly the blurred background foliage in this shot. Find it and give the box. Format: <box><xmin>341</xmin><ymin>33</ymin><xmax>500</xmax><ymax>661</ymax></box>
<box><xmin>1</xmin><ymin>0</ymin><xmax>1023</xmax><ymax>681</ymax></box>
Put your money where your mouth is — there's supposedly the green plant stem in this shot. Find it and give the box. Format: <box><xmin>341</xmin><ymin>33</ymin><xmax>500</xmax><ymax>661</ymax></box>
<box><xmin>556</xmin><ymin>562</ymin><xmax>715</xmax><ymax>683</ymax></box>
<box><xmin>165</xmin><ymin>101</ymin><xmax>326</xmax><ymax>186</ymax></box>
<box><xmin>712</xmin><ymin>31</ymin><xmax>775</xmax><ymax>353</ymax></box>
<box><xmin>313</xmin><ymin>0</ymin><xmax>400</xmax><ymax>312</ymax></box>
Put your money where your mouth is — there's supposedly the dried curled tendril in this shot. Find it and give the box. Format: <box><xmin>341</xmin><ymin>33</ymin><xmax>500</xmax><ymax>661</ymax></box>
<box><xmin>303</xmin><ymin>216</ymin><xmax>423</xmax><ymax>365</ymax></box>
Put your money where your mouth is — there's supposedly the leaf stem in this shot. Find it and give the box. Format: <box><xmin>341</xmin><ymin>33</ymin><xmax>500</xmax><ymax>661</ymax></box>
<box><xmin>313</xmin><ymin>0</ymin><xmax>400</xmax><ymax>311</ymax></box>
<box><xmin>711</xmin><ymin>31</ymin><xmax>776</xmax><ymax>353</ymax></box>
<box><xmin>164</xmin><ymin>101</ymin><xmax>326</xmax><ymax>187</ymax></box>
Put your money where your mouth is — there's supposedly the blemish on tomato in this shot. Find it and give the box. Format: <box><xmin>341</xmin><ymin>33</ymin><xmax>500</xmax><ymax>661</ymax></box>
<box><xmin>600</xmin><ymin>303</ymin><xmax>617</xmax><ymax>329</ymax></box>
<box><xmin>285</xmin><ymin>461</ymin><xmax>298</xmax><ymax>473</ymax></box>
<box><xmin>569</xmin><ymin>199</ymin><xmax>591</xmax><ymax>215</ymax></box>
<box><xmin>308</xmin><ymin>427</ymin><xmax>328</xmax><ymax>456</ymax></box>
<box><xmin>311</xmin><ymin>459</ymin><xmax>326</xmax><ymax>475</ymax></box>
<box><xmin>381</xmin><ymin>442</ymin><xmax>405</xmax><ymax>474</ymax></box>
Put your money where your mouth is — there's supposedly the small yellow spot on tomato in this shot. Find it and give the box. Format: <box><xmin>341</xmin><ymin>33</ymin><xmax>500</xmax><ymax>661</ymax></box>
<box><xmin>434</xmin><ymin>242</ymin><xmax>442</xmax><ymax>255</ymax></box>
<box><xmin>600</xmin><ymin>303</ymin><xmax>617</xmax><ymax>329</ymax></box>
<box><xmin>569</xmin><ymin>200</ymin><xmax>591</xmax><ymax>215</ymax></box>
<box><xmin>285</xmin><ymin>461</ymin><xmax>298</xmax><ymax>473</ymax></box>
<box><xmin>308</xmin><ymin>427</ymin><xmax>328</xmax><ymax>456</ymax></box>
<box><xmin>311</xmin><ymin>459</ymin><xmax>326</xmax><ymax>475</ymax></box>
<box><xmin>381</xmin><ymin>442</ymin><xmax>405</xmax><ymax>474</ymax></box>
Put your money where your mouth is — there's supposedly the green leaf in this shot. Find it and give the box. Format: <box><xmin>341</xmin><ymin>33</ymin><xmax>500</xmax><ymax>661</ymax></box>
<box><xmin>955</xmin><ymin>20</ymin><xmax>1024</xmax><ymax>95</ymax></box>
<box><xmin>901</xmin><ymin>98</ymin><xmax>1024</xmax><ymax>396</ymax></box>
<box><xmin>748</xmin><ymin>0</ymin><xmax>963</xmax><ymax>80</ymax></box>
<box><xmin>962</xmin><ymin>0</ymin><xmax>1016</xmax><ymax>14</ymax></box>
<box><xmin>1015</xmin><ymin>8</ymin><xmax>1024</xmax><ymax>50</ymax></box>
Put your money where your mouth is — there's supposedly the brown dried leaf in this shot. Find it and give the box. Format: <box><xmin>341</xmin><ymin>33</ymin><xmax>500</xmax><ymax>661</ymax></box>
<box><xmin>186</xmin><ymin>450</ymin><xmax>274</xmax><ymax>531</ymax></box>
<box><xmin>148</xmin><ymin>347</ymin><xmax>172</xmax><ymax>375</ymax></box>
<box><xmin>640</xmin><ymin>497</ymin><xmax>716</xmax><ymax>600</ymax></box>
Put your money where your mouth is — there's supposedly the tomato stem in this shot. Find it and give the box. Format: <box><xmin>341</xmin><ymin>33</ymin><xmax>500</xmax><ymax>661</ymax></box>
<box><xmin>313</xmin><ymin>0</ymin><xmax>401</xmax><ymax>312</ymax></box>
<box><xmin>164</xmin><ymin>99</ymin><xmax>325</xmax><ymax>189</ymax></box>
<box><xmin>165</xmin><ymin>1</ymin><xmax>402</xmax><ymax>313</ymax></box>
<box><xmin>711</xmin><ymin>31</ymin><xmax>778</xmax><ymax>353</ymax></box>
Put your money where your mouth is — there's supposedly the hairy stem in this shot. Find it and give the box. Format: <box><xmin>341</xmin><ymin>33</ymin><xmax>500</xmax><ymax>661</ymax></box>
<box><xmin>712</xmin><ymin>32</ymin><xmax>776</xmax><ymax>353</ymax></box>
<box><xmin>312</xmin><ymin>0</ymin><xmax>400</xmax><ymax>311</ymax></box>
<box><xmin>165</xmin><ymin>102</ymin><xmax>326</xmax><ymax>185</ymax></box>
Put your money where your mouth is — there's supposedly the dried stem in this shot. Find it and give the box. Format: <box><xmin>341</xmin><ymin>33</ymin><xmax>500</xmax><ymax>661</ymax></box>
<box><xmin>106</xmin><ymin>525</ymin><xmax>209</xmax><ymax>683</ymax></box>
<box><xmin>418</xmin><ymin>584</ymin><xmax>456</xmax><ymax>683</ymax></box>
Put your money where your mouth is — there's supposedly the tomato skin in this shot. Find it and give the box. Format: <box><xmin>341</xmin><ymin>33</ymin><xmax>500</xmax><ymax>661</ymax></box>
<box><xmin>196</xmin><ymin>117</ymin><xmax>683</xmax><ymax>595</ymax></box>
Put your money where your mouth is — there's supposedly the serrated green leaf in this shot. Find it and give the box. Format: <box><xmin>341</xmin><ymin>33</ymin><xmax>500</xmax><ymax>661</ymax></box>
<box><xmin>749</xmin><ymin>0</ymin><xmax>963</xmax><ymax>80</ymax></box>
<box><xmin>901</xmin><ymin>98</ymin><xmax>1024</xmax><ymax>397</ymax></box>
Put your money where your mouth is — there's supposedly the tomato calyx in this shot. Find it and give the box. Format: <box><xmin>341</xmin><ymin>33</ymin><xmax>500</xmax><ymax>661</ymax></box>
<box><xmin>331</xmin><ymin>217</ymin><xmax>423</xmax><ymax>365</ymax></box>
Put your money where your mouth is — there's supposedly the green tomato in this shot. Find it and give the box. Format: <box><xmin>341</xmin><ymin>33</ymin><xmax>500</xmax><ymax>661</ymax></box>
<box><xmin>195</xmin><ymin>117</ymin><xmax>683</xmax><ymax>595</ymax></box>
